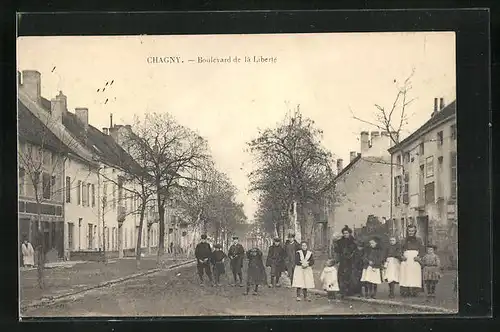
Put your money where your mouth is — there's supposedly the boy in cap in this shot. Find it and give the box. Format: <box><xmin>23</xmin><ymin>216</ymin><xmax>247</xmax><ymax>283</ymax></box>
<box><xmin>195</xmin><ymin>234</ymin><xmax>214</xmax><ymax>286</ymax></box>
<box><xmin>211</xmin><ymin>244</ymin><xmax>227</xmax><ymax>286</ymax></box>
<box><xmin>266</xmin><ymin>237</ymin><xmax>286</xmax><ymax>287</ymax></box>
<box><xmin>228</xmin><ymin>236</ymin><xmax>245</xmax><ymax>286</ymax></box>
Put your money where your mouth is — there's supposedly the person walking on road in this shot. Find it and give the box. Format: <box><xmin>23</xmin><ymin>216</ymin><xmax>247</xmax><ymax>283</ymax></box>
<box><xmin>285</xmin><ymin>234</ymin><xmax>301</xmax><ymax>286</ymax></box>
<box><xmin>292</xmin><ymin>241</ymin><xmax>315</xmax><ymax>302</ymax></box>
<box><xmin>399</xmin><ymin>224</ymin><xmax>425</xmax><ymax>297</ymax></box>
<box><xmin>195</xmin><ymin>234</ymin><xmax>214</xmax><ymax>287</ymax></box>
<box><xmin>266</xmin><ymin>238</ymin><xmax>286</xmax><ymax>288</ymax></box>
<box><xmin>243</xmin><ymin>247</ymin><xmax>266</xmax><ymax>296</ymax></box>
<box><xmin>334</xmin><ymin>225</ymin><xmax>358</xmax><ymax>298</ymax></box>
<box><xmin>21</xmin><ymin>238</ymin><xmax>35</xmax><ymax>268</ymax></box>
<box><xmin>211</xmin><ymin>244</ymin><xmax>227</xmax><ymax>287</ymax></box>
<box><xmin>228</xmin><ymin>236</ymin><xmax>245</xmax><ymax>287</ymax></box>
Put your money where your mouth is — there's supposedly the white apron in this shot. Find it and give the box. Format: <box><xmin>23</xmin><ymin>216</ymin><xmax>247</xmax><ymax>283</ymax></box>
<box><xmin>383</xmin><ymin>257</ymin><xmax>401</xmax><ymax>283</ymax></box>
<box><xmin>292</xmin><ymin>250</ymin><xmax>315</xmax><ymax>289</ymax></box>
<box><xmin>361</xmin><ymin>267</ymin><xmax>382</xmax><ymax>284</ymax></box>
<box><xmin>22</xmin><ymin>243</ymin><xmax>35</xmax><ymax>266</ymax></box>
<box><xmin>399</xmin><ymin>250</ymin><xmax>422</xmax><ymax>288</ymax></box>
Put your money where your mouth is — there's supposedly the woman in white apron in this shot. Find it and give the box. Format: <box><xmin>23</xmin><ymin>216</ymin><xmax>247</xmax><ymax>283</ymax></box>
<box><xmin>21</xmin><ymin>239</ymin><xmax>35</xmax><ymax>267</ymax></box>
<box><xmin>399</xmin><ymin>225</ymin><xmax>425</xmax><ymax>297</ymax></box>
<box><xmin>292</xmin><ymin>241</ymin><xmax>315</xmax><ymax>302</ymax></box>
<box><xmin>383</xmin><ymin>236</ymin><xmax>401</xmax><ymax>298</ymax></box>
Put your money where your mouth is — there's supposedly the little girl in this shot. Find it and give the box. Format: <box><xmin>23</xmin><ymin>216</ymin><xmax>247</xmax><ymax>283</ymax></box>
<box><xmin>421</xmin><ymin>244</ymin><xmax>442</xmax><ymax>298</ymax></box>
<box><xmin>383</xmin><ymin>236</ymin><xmax>401</xmax><ymax>298</ymax></box>
<box><xmin>292</xmin><ymin>241</ymin><xmax>315</xmax><ymax>302</ymax></box>
<box><xmin>320</xmin><ymin>259</ymin><xmax>340</xmax><ymax>303</ymax></box>
<box><xmin>361</xmin><ymin>237</ymin><xmax>384</xmax><ymax>298</ymax></box>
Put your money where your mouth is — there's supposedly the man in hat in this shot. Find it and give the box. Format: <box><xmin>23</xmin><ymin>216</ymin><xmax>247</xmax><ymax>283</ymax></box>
<box><xmin>195</xmin><ymin>234</ymin><xmax>214</xmax><ymax>286</ymax></box>
<box><xmin>266</xmin><ymin>237</ymin><xmax>286</xmax><ymax>287</ymax></box>
<box><xmin>228</xmin><ymin>236</ymin><xmax>245</xmax><ymax>286</ymax></box>
<box><xmin>285</xmin><ymin>233</ymin><xmax>301</xmax><ymax>286</ymax></box>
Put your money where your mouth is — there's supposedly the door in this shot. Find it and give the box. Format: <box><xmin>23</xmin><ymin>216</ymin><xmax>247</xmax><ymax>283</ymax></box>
<box><xmin>416</xmin><ymin>216</ymin><xmax>429</xmax><ymax>246</ymax></box>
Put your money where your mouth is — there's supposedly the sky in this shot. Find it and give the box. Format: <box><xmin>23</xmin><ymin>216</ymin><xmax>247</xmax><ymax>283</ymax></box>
<box><xmin>17</xmin><ymin>32</ymin><xmax>456</xmax><ymax>221</ymax></box>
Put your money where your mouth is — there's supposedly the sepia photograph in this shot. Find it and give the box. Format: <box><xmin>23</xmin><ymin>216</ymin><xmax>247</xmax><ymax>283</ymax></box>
<box><xmin>17</xmin><ymin>31</ymin><xmax>458</xmax><ymax>318</ymax></box>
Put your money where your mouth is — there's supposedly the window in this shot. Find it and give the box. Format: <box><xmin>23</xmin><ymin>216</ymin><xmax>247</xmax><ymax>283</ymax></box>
<box><xmin>68</xmin><ymin>223</ymin><xmax>74</xmax><ymax>250</ymax></box>
<box><xmin>112</xmin><ymin>184</ymin><xmax>116</xmax><ymax>209</ymax></box>
<box><xmin>419</xmin><ymin>143</ymin><xmax>425</xmax><ymax>155</ymax></box>
<box><xmin>82</xmin><ymin>182</ymin><xmax>88</xmax><ymax>206</ymax></box>
<box><xmin>451</xmin><ymin>151</ymin><xmax>457</xmax><ymax>199</ymax></box>
<box><xmin>394</xmin><ymin>175</ymin><xmax>402</xmax><ymax>206</ymax></box>
<box><xmin>77</xmin><ymin>181</ymin><xmax>81</xmax><ymax>205</ymax></box>
<box><xmin>426</xmin><ymin>156</ymin><xmax>434</xmax><ymax>178</ymax></box>
<box><xmin>91</xmin><ymin>184</ymin><xmax>95</xmax><ymax>207</ymax></box>
<box><xmin>403</xmin><ymin>172</ymin><xmax>410</xmax><ymax>204</ymax></box>
<box><xmin>19</xmin><ymin>167</ymin><xmax>25</xmax><ymax>196</ymax></box>
<box><xmin>87</xmin><ymin>183</ymin><xmax>91</xmax><ymax>207</ymax></box>
<box><xmin>396</xmin><ymin>155</ymin><xmax>402</xmax><ymax>166</ymax></box>
<box><xmin>437</xmin><ymin>131</ymin><xmax>444</xmax><ymax>146</ymax></box>
<box><xmin>404</xmin><ymin>152</ymin><xmax>410</xmax><ymax>163</ymax></box>
<box><xmin>112</xmin><ymin>227</ymin><xmax>116</xmax><ymax>250</ymax></box>
<box><xmin>451</xmin><ymin>124</ymin><xmax>456</xmax><ymax>140</ymax></box>
<box><xmin>65</xmin><ymin>176</ymin><xmax>71</xmax><ymax>203</ymax></box>
<box><xmin>88</xmin><ymin>224</ymin><xmax>93</xmax><ymax>249</ymax></box>
<box><xmin>425</xmin><ymin>182</ymin><xmax>435</xmax><ymax>204</ymax></box>
<box><xmin>103</xmin><ymin>183</ymin><xmax>108</xmax><ymax>208</ymax></box>
<box><xmin>42</xmin><ymin>172</ymin><xmax>51</xmax><ymax>199</ymax></box>
<box><xmin>106</xmin><ymin>227</ymin><xmax>110</xmax><ymax>251</ymax></box>
<box><xmin>93</xmin><ymin>225</ymin><xmax>97</xmax><ymax>249</ymax></box>
<box><xmin>419</xmin><ymin>165</ymin><xmax>425</xmax><ymax>205</ymax></box>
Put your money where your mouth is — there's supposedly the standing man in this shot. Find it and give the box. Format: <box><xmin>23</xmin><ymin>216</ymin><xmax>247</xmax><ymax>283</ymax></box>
<box><xmin>285</xmin><ymin>233</ymin><xmax>301</xmax><ymax>286</ymax></box>
<box><xmin>266</xmin><ymin>238</ymin><xmax>286</xmax><ymax>287</ymax></box>
<box><xmin>195</xmin><ymin>234</ymin><xmax>213</xmax><ymax>287</ymax></box>
<box><xmin>228</xmin><ymin>236</ymin><xmax>245</xmax><ymax>287</ymax></box>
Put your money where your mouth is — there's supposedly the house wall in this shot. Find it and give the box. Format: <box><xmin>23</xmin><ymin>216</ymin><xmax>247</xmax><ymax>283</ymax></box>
<box><xmin>330</xmin><ymin>158</ymin><xmax>392</xmax><ymax>237</ymax></box>
<box><xmin>391</xmin><ymin>114</ymin><xmax>457</xmax><ymax>267</ymax></box>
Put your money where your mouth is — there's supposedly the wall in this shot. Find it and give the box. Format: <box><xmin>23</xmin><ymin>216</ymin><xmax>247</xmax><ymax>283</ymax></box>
<box><xmin>330</xmin><ymin>157</ymin><xmax>392</xmax><ymax>236</ymax></box>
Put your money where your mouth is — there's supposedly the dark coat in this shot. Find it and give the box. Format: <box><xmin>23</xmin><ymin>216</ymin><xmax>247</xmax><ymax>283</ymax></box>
<box><xmin>228</xmin><ymin>243</ymin><xmax>245</xmax><ymax>273</ymax></box>
<box><xmin>285</xmin><ymin>240</ymin><xmax>301</xmax><ymax>267</ymax></box>
<box><xmin>401</xmin><ymin>236</ymin><xmax>425</xmax><ymax>257</ymax></box>
<box><xmin>363</xmin><ymin>246</ymin><xmax>385</xmax><ymax>269</ymax></box>
<box><xmin>211</xmin><ymin>250</ymin><xmax>227</xmax><ymax>274</ymax></box>
<box><xmin>335</xmin><ymin>236</ymin><xmax>358</xmax><ymax>295</ymax></box>
<box><xmin>266</xmin><ymin>245</ymin><xmax>286</xmax><ymax>267</ymax></box>
<box><xmin>384</xmin><ymin>243</ymin><xmax>402</xmax><ymax>260</ymax></box>
<box><xmin>246</xmin><ymin>248</ymin><xmax>267</xmax><ymax>285</ymax></box>
<box><xmin>195</xmin><ymin>242</ymin><xmax>212</xmax><ymax>263</ymax></box>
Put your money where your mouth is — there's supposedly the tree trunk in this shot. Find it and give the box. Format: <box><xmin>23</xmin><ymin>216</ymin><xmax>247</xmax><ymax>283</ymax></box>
<box><xmin>156</xmin><ymin>190</ymin><xmax>165</xmax><ymax>266</ymax></box>
<box><xmin>35</xmin><ymin>202</ymin><xmax>45</xmax><ymax>289</ymax></box>
<box><xmin>147</xmin><ymin>225</ymin><xmax>152</xmax><ymax>255</ymax></box>
<box><xmin>118</xmin><ymin>224</ymin><xmax>123</xmax><ymax>258</ymax></box>
<box><xmin>135</xmin><ymin>203</ymin><xmax>146</xmax><ymax>269</ymax></box>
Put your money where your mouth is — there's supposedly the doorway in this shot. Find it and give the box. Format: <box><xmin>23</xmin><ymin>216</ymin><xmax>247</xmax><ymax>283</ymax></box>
<box><xmin>416</xmin><ymin>216</ymin><xmax>429</xmax><ymax>246</ymax></box>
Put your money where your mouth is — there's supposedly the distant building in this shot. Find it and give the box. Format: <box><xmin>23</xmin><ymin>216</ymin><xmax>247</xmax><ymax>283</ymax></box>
<box><xmin>326</xmin><ymin>130</ymin><xmax>395</xmax><ymax>243</ymax></box>
<box><xmin>388</xmin><ymin>98</ymin><xmax>457</xmax><ymax>267</ymax></box>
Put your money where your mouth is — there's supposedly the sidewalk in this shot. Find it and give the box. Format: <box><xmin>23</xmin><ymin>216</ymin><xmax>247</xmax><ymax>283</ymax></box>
<box><xmin>312</xmin><ymin>254</ymin><xmax>458</xmax><ymax>311</ymax></box>
<box><xmin>20</xmin><ymin>253</ymin><xmax>191</xmax><ymax>307</ymax></box>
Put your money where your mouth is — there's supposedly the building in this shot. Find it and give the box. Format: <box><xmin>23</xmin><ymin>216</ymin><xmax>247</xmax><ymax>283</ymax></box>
<box><xmin>18</xmin><ymin>70</ymin><xmax>143</xmax><ymax>261</ymax></box>
<box><xmin>388</xmin><ymin>98</ymin><xmax>457</xmax><ymax>267</ymax></box>
<box><xmin>327</xmin><ymin>130</ymin><xmax>395</xmax><ymax>242</ymax></box>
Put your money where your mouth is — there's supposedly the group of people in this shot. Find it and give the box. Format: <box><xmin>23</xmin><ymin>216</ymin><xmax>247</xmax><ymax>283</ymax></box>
<box><xmin>194</xmin><ymin>233</ymin><xmax>318</xmax><ymax>301</ymax></box>
<box><xmin>327</xmin><ymin>224</ymin><xmax>442</xmax><ymax>300</ymax></box>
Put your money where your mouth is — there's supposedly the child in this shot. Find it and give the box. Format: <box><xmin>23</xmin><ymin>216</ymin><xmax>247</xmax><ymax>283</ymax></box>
<box><xmin>361</xmin><ymin>237</ymin><xmax>384</xmax><ymax>298</ymax></box>
<box><xmin>383</xmin><ymin>236</ymin><xmax>402</xmax><ymax>298</ymax></box>
<box><xmin>351</xmin><ymin>241</ymin><xmax>366</xmax><ymax>298</ymax></box>
<box><xmin>320</xmin><ymin>259</ymin><xmax>340</xmax><ymax>303</ymax></box>
<box><xmin>421</xmin><ymin>244</ymin><xmax>442</xmax><ymax>299</ymax></box>
<box><xmin>211</xmin><ymin>244</ymin><xmax>227</xmax><ymax>286</ymax></box>
<box><xmin>244</xmin><ymin>247</ymin><xmax>267</xmax><ymax>295</ymax></box>
<box><xmin>292</xmin><ymin>241</ymin><xmax>315</xmax><ymax>302</ymax></box>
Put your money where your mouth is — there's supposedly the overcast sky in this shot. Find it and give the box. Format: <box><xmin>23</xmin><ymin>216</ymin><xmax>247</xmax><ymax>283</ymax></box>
<box><xmin>17</xmin><ymin>32</ymin><xmax>456</xmax><ymax>220</ymax></box>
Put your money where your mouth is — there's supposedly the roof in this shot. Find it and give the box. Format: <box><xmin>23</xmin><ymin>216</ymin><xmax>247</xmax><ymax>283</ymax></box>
<box><xmin>388</xmin><ymin>100</ymin><xmax>456</xmax><ymax>153</ymax></box>
<box><xmin>335</xmin><ymin>154</ymin><xmax>361</xmax><ymax>180</ymax></box>
<box><xmin>18</xmin><ymin>100</ymin><xmax>71</xmax><ymax>153</ymax></box>
<box><xmin>41</xmin><ymin>96</ymin><xmax>140</xmax><ymax>171</ymax></box>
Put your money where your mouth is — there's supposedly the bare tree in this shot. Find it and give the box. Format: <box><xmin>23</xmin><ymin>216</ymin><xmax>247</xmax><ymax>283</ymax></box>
<box><xmin>127</xmin><ymin>113</ymin><xmax>210</xmax><ymax>266</ymax></box>
<box><xmin>18</xmin><ymin>105</ymin><xmax>92</xmax><ymax>289</ymax></box>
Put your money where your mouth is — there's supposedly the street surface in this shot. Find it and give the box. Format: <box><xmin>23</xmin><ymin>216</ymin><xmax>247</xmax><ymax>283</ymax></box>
<box><xmin>23</xmin><ymin>263</ymin><xmax>425</xmax><ymax>317</ymax></box>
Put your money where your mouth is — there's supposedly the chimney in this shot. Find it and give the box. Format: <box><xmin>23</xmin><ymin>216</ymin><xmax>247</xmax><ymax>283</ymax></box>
<box><xmin>50</xmin><ymin>91</ymin><xmax>67</xmax><ymax>123</ymax></box>
<box><xmin>21</xmin><ymin>70</ymin><xmax>42</xmax><ymax>103</ymax></box>
<box><xmin>360</xmin><ymin>131</ymin><xmax>370</xmax><ymax>153</ymax></box>
<box><xmin>75</xmin><ymin>107</ymin><xmax>89</xmax><ymax>130</ymax></box>
<box><xmin>336</xmin><ymin>159</ymin><xmax>343</xmax><ymax>174</ymax></box>
<box><xmin>110</xmin><ymin>113</ymin><xmax>113</xmax><ymax>128</ymax></box>
<box><xmin>349</xmin><ymin>151</ymin><xmax>357</xmax><ymax>162</ymax></box>
<box><xmin>370</xmin><ymin>131</ymin><xmax>380</xmax><ymax>147</ymax></box>
<box><xmin>439</xmin><ymin>98</ymin><xmax>445</xmax><ymax>110</ymax></box>
<box><xmin>103</xmin><ymin>128</ymin><xmax>109</xmax><ymax>135</ymax></box>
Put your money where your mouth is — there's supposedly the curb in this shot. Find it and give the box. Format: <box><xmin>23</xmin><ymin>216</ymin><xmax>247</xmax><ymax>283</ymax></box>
<box><xmin>21</xmin><ymin>259</ymin><xmax>196</xmax><ymax>311</ymax></box>
<box><xmin>307</xmin><ymin>289</ymin><xmax>456</xmax><ymax>314</ymax></box>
